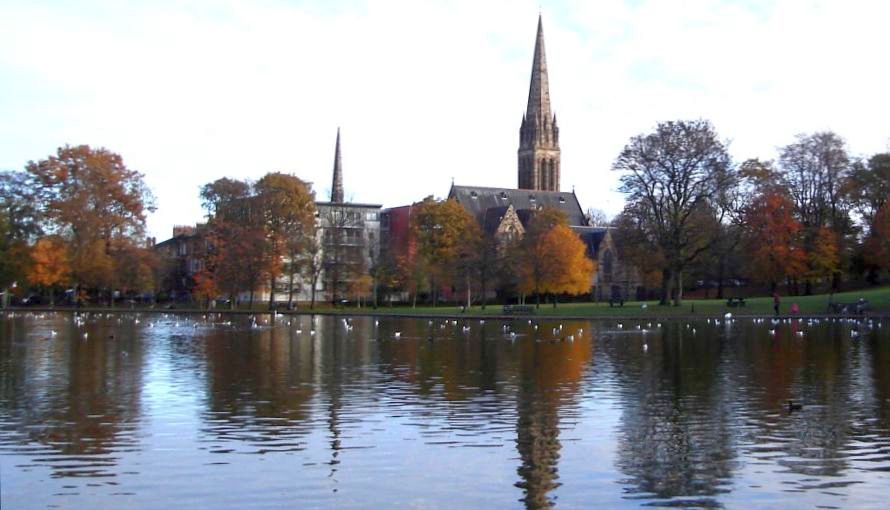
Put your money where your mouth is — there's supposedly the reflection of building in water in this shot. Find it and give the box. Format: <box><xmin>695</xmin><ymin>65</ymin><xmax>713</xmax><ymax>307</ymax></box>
<box><xmin>514</xmin><ymin>323</ymin><xmax>592</xmax><ymax>509</ymax></box>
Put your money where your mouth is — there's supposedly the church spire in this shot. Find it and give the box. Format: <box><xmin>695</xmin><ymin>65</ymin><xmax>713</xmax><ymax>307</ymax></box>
<box><xmin>526</xmin><ymin>14</ymin><xmax>552</xmax><ymax>122</ymax></box>
<box><xmin>331</xmin><ymin>127</ymin><xmax>344</xmax><ymax>203</ymax></box>
<box><xmin>518</xmin><ymin>15</ymin><xmax>561</xmax><ymax>192</ymax></box>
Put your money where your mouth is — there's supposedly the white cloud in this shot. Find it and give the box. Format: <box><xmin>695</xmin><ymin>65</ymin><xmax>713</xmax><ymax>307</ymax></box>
<box><xmin>1</xmin><ymin>0</ymin><xmax>888</xmax><ymax>238</ymax></box>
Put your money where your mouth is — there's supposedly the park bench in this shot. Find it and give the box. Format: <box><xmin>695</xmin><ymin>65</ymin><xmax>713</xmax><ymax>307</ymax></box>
<box><xmin>726</xmin><ymin>297</ymin><xmax>746</xmax><ymax>307</ymax></box>
<box><xmin>503</xmin><ymin>304</ymin><xmax>535</xmax><ymax>315</ymax></box>
<box><xmin>828</xmin><ymin>299</ymin><xmax>870</xmax><ymax>315</ymax></box>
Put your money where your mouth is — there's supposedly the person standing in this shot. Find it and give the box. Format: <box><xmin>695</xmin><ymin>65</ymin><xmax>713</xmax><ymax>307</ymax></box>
<box><xmin>773</xmin><ymin>292</ymin><xmax>781</xmax><ymax>316</ymax></box>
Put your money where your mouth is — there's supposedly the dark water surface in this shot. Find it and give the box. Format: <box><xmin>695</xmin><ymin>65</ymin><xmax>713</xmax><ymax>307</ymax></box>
<box><xmin>1</xmin><ymin>312</ymin><xmax>889</xmax><ymax>509</ymax></box>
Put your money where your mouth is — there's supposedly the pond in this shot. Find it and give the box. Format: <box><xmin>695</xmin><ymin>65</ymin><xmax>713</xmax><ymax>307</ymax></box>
<box><xmin>1</xmin><ymin>312</ymin><xmax>889</xmax><ymax>509</ymax></box>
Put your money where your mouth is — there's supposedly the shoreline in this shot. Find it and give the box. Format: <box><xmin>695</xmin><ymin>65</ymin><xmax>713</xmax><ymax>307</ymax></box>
<box><xmin>3</xmin><ymin>306</ymin><xmax>888</xmax><ymax>321</ymax></box>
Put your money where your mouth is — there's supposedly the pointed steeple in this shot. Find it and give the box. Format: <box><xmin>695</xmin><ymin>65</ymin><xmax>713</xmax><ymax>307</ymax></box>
<box><xmin>518</xmin><ymin>15</ymin><xmax>560</xmax><ymax>192</ymax></box>
<box><xmin>331</xmin><ymin>128</ymin><xmax>344</xmax><ymax>203</ymax></box>
<box><xmin>526</xmin><ymin>14</ymin><xmax>552</xmax><ymax>122</ymax></box>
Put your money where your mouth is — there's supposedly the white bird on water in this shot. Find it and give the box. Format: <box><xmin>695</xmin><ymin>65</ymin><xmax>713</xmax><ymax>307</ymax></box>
<box><xmin>642</xmin><ymin>343</ymin><xmax>648</xmax><ymax>353</ymax></box>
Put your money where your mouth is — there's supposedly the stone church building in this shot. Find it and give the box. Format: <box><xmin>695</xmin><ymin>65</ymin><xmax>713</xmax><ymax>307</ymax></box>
<box><xmin>450</xmin><ymin>16</ymin><xmax>641</xmax><ymax>301</ymax></box>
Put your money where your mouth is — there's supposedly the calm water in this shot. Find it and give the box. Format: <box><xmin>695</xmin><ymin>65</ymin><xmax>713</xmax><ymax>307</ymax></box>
<box><xmin>1</xmin><ymin>312</ymin><xmax>889</xmax><ymax>509</ymax></box>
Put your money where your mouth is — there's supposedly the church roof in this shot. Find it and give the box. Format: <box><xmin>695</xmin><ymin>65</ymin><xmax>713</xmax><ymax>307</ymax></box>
<box><xmin>572</xmin><ymin>226</ymin><xmax>609</xmax><ymax>258</ymax></box>
<box><xmin>449</xmin><ymin>184</ymin><xmax>587</xmax><ymax>227</ymax></box>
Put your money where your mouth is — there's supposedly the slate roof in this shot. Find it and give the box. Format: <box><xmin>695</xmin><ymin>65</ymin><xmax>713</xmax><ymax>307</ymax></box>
<box><xmin>572</xmin><ymin>226</ymin><xmax>609</xmax><ymax>258</ymax></box>
<box><xmin>448</xmin><ymin>185</ymin><xmax>588</xmax><ymax>227</ymax></box>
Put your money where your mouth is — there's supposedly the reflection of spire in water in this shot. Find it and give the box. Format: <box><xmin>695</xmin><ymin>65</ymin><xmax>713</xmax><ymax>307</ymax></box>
<box><xmin>515</xmin><ymin>383</ymin><xmax>561</xmax><ymax>510</ymax></box>
<box><xmin>514</xmin><ymin>326</ymin><xmax>592</xmax><ymax>509</ymax></box>
<box><xmin>324</xmin><ymin>319</ymin><xmax>344</xmax><ymax>485</ymax></box>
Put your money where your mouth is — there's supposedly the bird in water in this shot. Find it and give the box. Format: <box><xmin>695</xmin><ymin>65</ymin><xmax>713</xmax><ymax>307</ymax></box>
<box><xmin>787</xmin><ymin>400</ymin><xmax>803</xmax><ymax>412</ymax></box>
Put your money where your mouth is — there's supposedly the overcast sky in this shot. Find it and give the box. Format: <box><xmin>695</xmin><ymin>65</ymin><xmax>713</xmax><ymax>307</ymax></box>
<box><xmin>2</xmin><ymin>0</ymin><xmax>889</xmax><ymax>240</ymax></box>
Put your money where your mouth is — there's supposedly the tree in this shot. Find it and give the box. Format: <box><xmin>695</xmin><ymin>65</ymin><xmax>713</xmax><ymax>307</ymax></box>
<box><xmin>846</xmin><ymin>153</ymin><xmax>890</xmax><ymax>232</ymax></box>
<box><xmin>743</xmin><ymin>190</ymin><xmax>807</xmax><ymax>292</ymax></box>
<box><xmin>112</xmin><ymin>240</ymin><xmax>158</xmax><ymax>302</ymax></box>
<box><xmin>516</xmin><ymin>208</ymin><xmax>592</xmax><ymax>307</ymax></box>
<box><xmin>200</xmin><ymin>177</ymin><xmax>251</xmax><ymax>218</ymax></box>
<box><xmin>28</xmin><ymin>236</ymin><xmax>70</xmax><ymax>305</ymax></box>
<box><xmin>612</xmin><ymin>120</ymin><xmax>736</xmax><ymax>306</ymax></box>
<box><xmin>192</xmin><ymin>270</ymin><xmax>218</xmax><ymax>309</ymax></box>
<box><xmin>864</xmin><ymin>203</ymin><xmax>890</xmax><ymax>275</ymax></box>
<box><xmin>409</xmin><ymin>197</ymin><xmax>479</xmax><ymax>306</ymax></box>
<box><xmin>254</xmin><ymin>172</ymin><xmax>316</xmax><ymax>309</ymax></box>
<box><xmin>25</xmin><ymin>145</ymin><xmax>154</xmax><ymax>303</ymax></box>
<box><xmin>779</xmin><ymin>132</ymin><xmax>853</xmax><ymax>292</ymax></box>
<box><xmin>807</xmin><ymin>227</ymin><xmax>840</xmax><ymax>290</ymax></box>
<box><xmin>319</xmin><ymin>203</ymin><xmax>370</xmax><ymax>306</ymax></box>
<box><xmin>780</xmin><ymin>132</ymin><xmax>850</xmax><ymax>232</ymax></box>
<box><xmin>519</xmin><ymin>224</ymin><xmax>594</xmax><ymax>307</ymax></box>
<box><xmin>585</xmin><ymin>208</ymin><xmax>610</xmax><ymax>227</ymax></box>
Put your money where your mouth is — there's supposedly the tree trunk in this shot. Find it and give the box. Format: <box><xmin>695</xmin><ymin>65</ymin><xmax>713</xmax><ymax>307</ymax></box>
<box><xmin>552</xmin><ymin>293</ymin><xmax>557</xmax><ymax>308</ymax></box>
<box><xmin>268</xmin><ymin>274</ymin><xmax>276</xmax><ymax>311</ymax></box>
<box><xmin>249</xmin><ymin>289</ymin><xmax>255</xmax><ymax>309</ymax></box>
<box><xmin>716</xmin><ymin>256</ymin><xmax>726</xmax><ymax>300</ymax></box>
<box><xmin>465</xmin><ymin>274</ymin><xmax>471</xmax><ymax>310</ymax></box>
<box><xmin>674</xmin><ymin>271</ymin><xmax>683</xmax><ymax>307</ymax></box>
<box><xmin>660</xmin><ymin>268</ymin><xmax>673</xmax><ymax>306</ymax></box>
<box><xmin>49</xmin><ymin>288</ymin><xmax>55</xmax><ymax>307</ymax></box>
<box><xmin>287</xmin><ymin>270</ymin><xmax>295</xmax><ymax>310</ymax></box>
<box><xmin>480</xmin><ymin>275</ymin><xmax>487</xmax><ymax>310</ymax></box>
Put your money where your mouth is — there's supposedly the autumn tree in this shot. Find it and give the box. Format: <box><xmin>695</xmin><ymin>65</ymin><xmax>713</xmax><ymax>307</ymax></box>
<box><xmin>409</xmin><ymin>197</ymin><xmax>479</xmax><ymax>306</ymax></box>
<box><xmin>743</xmin><ymin>190</ymin><xmax>807</xmax><ymax>292</ymax></box>
<box><xmin>612</xmin><ymin>120</ymin><xmax>736</xmax><ymax>306</ymax></box>
<box><xmin>807</xmin><ymin>227</ymin><xmax>840</xmax><ymax>289</ymax></box>
<box><xmin>25</xmin><ymin>145</ymin><xmax>154</xmax><ymax>304</ymax></box>
<box><xmin>779</xmin><ymin>132</ymin><xmax>853</xmax><ymax>291</ymax></box>
<box><xmin>192</xmin><ymin>270</ymin><xmax>218</xmax><ymax>309</ymax></box>
<box><xmin>112</xmin><ymin>240</ymin><xmax>159</xmax><ymax>301</ymax></box>
<box><xmin>254</xmin><ymin>172</ymin><xmax>316</xmax><ymax>309</ymax></box>
<box><xmin>517</xmin><ymin>208</ymin><xmax>594</xmax><ymax>307</ymax></box>
<box><xmin>28</xmin><ymin>236</ymin><xmax>70</xmax><ymax>305</ymax></box>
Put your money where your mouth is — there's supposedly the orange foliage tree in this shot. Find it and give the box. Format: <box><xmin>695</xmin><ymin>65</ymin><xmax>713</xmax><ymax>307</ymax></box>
<box><xmin>26</xmin><ymin>145</ymin><xmax>154</xmax><ymax>303</ymax></box>
<box><xmin>744</xmin><ymin>191</ymin><xmax>807</xmax><ymax>291</ymax></box>
<box><xmin>191</xmin><ymin>270</ymin><xmax>218</xmax><ymax>309</ymax></box>
<box><xmin>807</xmin><ymin>226</ymin><xmax>840</xmax><ymax>288</ymax></box>
<box><xmin>28</xmin><ymin>236</ymin><xmax>70</xmax><ymax>305</ymax></box>
<box><xmin>519</xmin><ymin>210</ymin><xmax>595</xmax><ymax>307</ymax></box>
<box><xmin>409</xmin><ymin>197</ymin><xmax>480</xmax><ymax>306</ymax></box>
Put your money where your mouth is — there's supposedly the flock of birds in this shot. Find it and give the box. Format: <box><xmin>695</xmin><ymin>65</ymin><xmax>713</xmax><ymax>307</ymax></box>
<box><xmin>4</xmin><ymin>310</ymin><xmax>885</xmax><ymax>350</ymax></box>
<box><xmin>5</xmin><ymin>310</ymin><xmax>887</xmax><ymax>415</ymax></box>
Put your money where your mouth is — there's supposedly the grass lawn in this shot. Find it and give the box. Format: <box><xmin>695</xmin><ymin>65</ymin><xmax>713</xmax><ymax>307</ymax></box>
<box><xmin>357</xmin><ymin>286</ymin><xmax>890</xmax><ymax>318</ymax></box>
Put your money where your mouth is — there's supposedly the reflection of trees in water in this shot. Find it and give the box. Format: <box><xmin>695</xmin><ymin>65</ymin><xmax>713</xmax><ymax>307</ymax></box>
<box><xmin>201</xmin><ymin>321</ymin><xmax>318</xmax><ymax>449</ymax></box>
<box><xmin>0</xmin><ymin>316</ymin><xmax>144</xmax><ymax>478</ymax></box>
<box><xmin>514</xmin><ymin>322</ymin><xmax>592</xmax><ymax>510</ymax></box>
<box><xmin>731</xmin><ymin>320</ymin><xmax>883</xmax><ymax>479</ymax></box>
<box><xmin>608</xmin><ymin>322</ymin><xmax>736</xmax><ymax>504</ymax></box>
<box><xmin>867</xmin><ymin>327</ymin><xmax>890</xmax><ymax>429</ymax></box>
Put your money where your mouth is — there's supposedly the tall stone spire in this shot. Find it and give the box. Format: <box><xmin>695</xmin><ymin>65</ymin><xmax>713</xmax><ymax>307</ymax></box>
<box><xmin>331</xmin><ymin>127</ymin><xmax>344</xmax><ymax>203</ymax></box>
<box><xmin>518</xmin><ymin>15</ymin><xmax>560</xmax><ymax>192</ymax></box>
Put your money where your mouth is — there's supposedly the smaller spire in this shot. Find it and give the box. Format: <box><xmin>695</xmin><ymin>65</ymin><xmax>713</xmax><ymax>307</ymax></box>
<box><xmin>331</xmin><ymin>127</ymin><xmax>344</xmax><ymax>203</ymax></box>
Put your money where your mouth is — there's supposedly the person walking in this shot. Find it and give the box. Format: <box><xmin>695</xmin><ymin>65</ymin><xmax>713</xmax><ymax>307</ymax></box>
<box><xmin>773</xmin><ymin>292</ymin><xmax>780</xmax><ymax>316</ymax></box>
